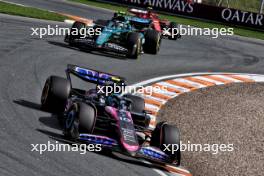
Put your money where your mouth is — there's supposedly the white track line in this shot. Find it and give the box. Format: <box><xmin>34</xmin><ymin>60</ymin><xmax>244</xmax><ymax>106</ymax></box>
<box><xmin>174</xmin><ymin>78</ymin><xmax>207</xmax><ymax>88</ymax></box>
<box><xmin>213</xmin><ymin>75</ymin><xmax>242</xmax><ymax>82</ymax></box>
<box><xmin>0</xmin><ymin>0</ymin><xmax>26</xmax><ymax>6</ymax></box>
<box><xmin>130</xmin><ymin>72</ymin><xmax>264</xmax><ymax>88</ymax></box>
<box><xmin>140</xmin><ymin>160</ymin><xmax>169</xmax><ymax>176</ymax></box>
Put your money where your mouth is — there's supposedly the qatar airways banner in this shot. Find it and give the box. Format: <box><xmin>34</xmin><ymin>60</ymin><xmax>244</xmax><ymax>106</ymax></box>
<box><xmin>221</xmin><ymin>8</ymin><xmax>263</xmax><ymax>28</ymax></box>
<box><xmin>99</xmin><ymin>0</ymin><xmax>264</xmax><ymax>30</ymax></box>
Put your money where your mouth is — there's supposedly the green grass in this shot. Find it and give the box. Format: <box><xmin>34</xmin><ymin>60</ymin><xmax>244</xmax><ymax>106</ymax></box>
<box><xmin>70</xmin><ymin>0</ymin><xmax>264</xmax><ymax>40</ymax></box>
<box><xmin>0</xmin><ymin>1</ymin><xmax>66</xmax><ymax>21</ymax></box>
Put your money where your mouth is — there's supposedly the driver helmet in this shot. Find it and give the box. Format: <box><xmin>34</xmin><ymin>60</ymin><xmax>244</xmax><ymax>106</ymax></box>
<box><xmin>105</xmin><ymin>93</ymin><xmax>119</xmax><ymax>108</ymax></box>
<box><xmin>114</xmin><ymin>21</ymin><xmax>124</xmax><ymax>29</ymax></box>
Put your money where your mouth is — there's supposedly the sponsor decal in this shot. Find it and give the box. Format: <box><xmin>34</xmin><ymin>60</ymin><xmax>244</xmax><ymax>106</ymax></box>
<box><xmin>117</xmin><ymin>0</ymin><xmax>264</xmax><ymax>29</ymax></box>
<box><xmin>222</xmin><ymin>8</ymin><xmax>264</xmax><ymax>26</ymax></box>
<box><xmin>79</xmin><ymin>134</ymin><xmax>118</xmax><ymax>146</ymax></box>
<box><xmin>105</xmin><ymin>43</ymin><xmax>127</xmax><ymax>51</ymax></box>
<box><xmin>139</xmin><ymin>147</ymin><xmax>168</xmax><ymax>161</ymax></box>
<box><xmin>122</xmin><ymin>128</ymin><xmax>136</xmax><ymax>142</ymax></box>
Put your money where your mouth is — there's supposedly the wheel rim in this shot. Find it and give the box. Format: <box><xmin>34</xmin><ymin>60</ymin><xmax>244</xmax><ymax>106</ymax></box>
<box><xmin>136</xmin><ymin>39</ymin><xmax>141</xmax><ymax>57</ymax></box>
<box><xmin>156</xmin><ymin>36</ymin><xmax>161</xmax><ymax>52</ymax></box>
<box><xmin>66</xmin><ymin>108</ymin><xmax>80</xmax><ymax>139</ymax></box>
<box><xmin>65</xmin><ymin>109</ymin><xmax>76</xmax><ymax>129</ymax></box>
<box><xmin>41</xmin><ymin>80</ymin><xmax>50</xmax><ymax>104</ymax></box>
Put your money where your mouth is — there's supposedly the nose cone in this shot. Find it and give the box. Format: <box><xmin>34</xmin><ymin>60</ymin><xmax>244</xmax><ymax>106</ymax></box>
<box><xmin>122</xmin><ymin>142</ymin><xmax>139</xmax><ymax>156</ymax></box>
<box><xmin>123</xmin><ymin>142</ymin><xmax>139</xmax><ymax>151</ymax></box>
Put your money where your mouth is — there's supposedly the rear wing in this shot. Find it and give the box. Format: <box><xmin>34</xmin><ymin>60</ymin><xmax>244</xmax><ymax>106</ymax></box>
<box><xmin>129</xmin><ymin>8</ymin><xmax>159</xmax><ymax>19</ymax></box>
<box><xmin>113</xmin><ymin>11</ymin><xmax>151</xmax><ymax>24</ymax></box>
<box><xmin>129</xmin><ymin>8</ymin><xmax>148</xmax><ymax>15</ymax></box>
<box><xmin>128</xmin><ymin>8</ymin><xmax>152</xmax><ymax>25</ymax></box>
<box><xmin>130</xmin><ymin>16</ymin><xmax>151</xmax><ymax>24</ymax></box>
<box><xmin>66</xmin><ymin>64</ymin><xmax>125</xmax><ymax>86</ymax></box>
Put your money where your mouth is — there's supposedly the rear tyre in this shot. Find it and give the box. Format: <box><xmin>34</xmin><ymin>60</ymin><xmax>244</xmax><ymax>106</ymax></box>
<box><xmin>143</xmin><ymin>29</ymin><xmax>161</xmax><ymax>54</ymax></box>
<box><xmin>126</xmin><ymin>32</ymin><xmax>141</xmax><ymax>59</ymax></box>
<box><xmin>69</xmin><ymin>21</ymin><xmax>86</xmax><ymax>46</ymax></box>
<box><xmin>125</xmin><ymin>94</ymin><xmax>145</xmax><ymax>113</ymax></box>
<box><xmin>151</xmin><ymin>122</ymin><xmax>181</xmax><ymax>166</ymax></box>
<box><xmin>41</xmin><ymin>76</ymin><xmax>70</xmax><ymax>112</ymax></box>
<box><xmin>65</xmin><ymin>102</ymin><xmax>96</xmax><ymax>139</ymax></box>
<box><xmin>168</xmin><ymin>22</ymin><xmax>179</xmax><ymax>40</ymax></box>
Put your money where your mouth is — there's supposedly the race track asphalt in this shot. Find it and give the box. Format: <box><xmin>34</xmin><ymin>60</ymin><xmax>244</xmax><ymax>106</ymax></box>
<box><xmin>0</xmin><ymin>0</ymin><xmax>264</xmax><ymax>176</ymax></box>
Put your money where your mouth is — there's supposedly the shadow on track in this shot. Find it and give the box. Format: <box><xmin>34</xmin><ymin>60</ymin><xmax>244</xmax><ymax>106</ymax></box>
<box><xmin>13</xmin><ymin>99</ymin><xmax>42</xmax><ymax>112</ymax></box>
<box><xmin>39</xmin><ymin>116</ymin><xmax>62</xmax><ymax>130</ymax></box>
<box><xmin>13</xmin><ymin>99</ymin><xmax>62</xmax><ymax>130</ymax></box>
<box><xmin>48</xmin><ymin>41</ymin><xmax>128</xmax><ymax>60</ymax></box>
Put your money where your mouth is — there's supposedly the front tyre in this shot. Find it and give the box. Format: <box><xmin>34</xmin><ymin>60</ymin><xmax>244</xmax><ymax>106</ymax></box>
<box><xmin>126</xmin><ymin>32</ymin><xmax>141</xmax><ymax>59</ymax></box>
<box><xmin>168</xmin><ymin>22</ymin><xmax>180</xmax><ymax>40</ymax></box>
<box><xmin>143</xmin><ymin>29</ymin><xmax>161</xmax><ymax>54</ymax></box>
<box><xmin>69</xmin><ymin>21</ymin><xmax>86</xmax><ymax>46</ymax></box>
<box><xmin>124</xmin><ymin>94</ymin><xmax>145</xmax><ymax>113</ymax></box>
<box><xmin>41</xmin><ymin>76</ymin><xmax>70</xmax><ymax>112</ymax></box>
<box><xmin>64</xmin><ymin>102</ymin><xmax>96</xmax><ymax>140</ymax></box>
<box><xmin>150</xmin><ymin>122</ymin><xmax>181</xmax><ymax>166</ymax></box>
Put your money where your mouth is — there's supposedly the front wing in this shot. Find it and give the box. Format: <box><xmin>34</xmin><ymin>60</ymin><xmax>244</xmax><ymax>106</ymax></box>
<box><xmin>78</xmin><ymin>133</ymin><xmax>191</xmax><ymax>176</ymax></box>
<box><xmin>65</xmin><ymin>37</ymin><xmax>128</xmax><ymax>54</ymax></box>
<box><xmin>79</xmin><ymin>133</ymin><xmax>171</xmax><ymax>163</ymax></box>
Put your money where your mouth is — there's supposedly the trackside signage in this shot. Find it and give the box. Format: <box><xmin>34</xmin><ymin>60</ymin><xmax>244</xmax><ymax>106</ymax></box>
<box><xmin>221</xmin><ymin>8</ymin><xmax>264</xmax><ymax>27</ymax></box>
<box><xmin>124</xmin><ymin>0</ymin><xmax>194</xmax><ymax>14</ymax></box>
<box><xmin>98</xmin><ymin>0</ymin><xmax>264</xmax><ymax>30</ymax></box>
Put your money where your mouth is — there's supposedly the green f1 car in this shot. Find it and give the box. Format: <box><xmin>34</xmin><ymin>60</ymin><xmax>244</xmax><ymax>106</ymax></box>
<box><xmin>65</xmin><ymin>13</ymin><xmax>161</xmax><ymax>59</ymax></box>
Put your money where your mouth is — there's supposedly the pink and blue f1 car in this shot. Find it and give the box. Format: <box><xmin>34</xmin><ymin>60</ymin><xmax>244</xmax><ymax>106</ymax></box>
<box><xmin>40</xmin><ymin>64</ymin><xmax>181</xmax><ymax>166</ymax></box>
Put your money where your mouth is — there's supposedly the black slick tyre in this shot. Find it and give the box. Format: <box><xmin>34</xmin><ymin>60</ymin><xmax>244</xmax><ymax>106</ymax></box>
<box><xmin>151</xmin><ymin>122</ymin><xmax>181</xmax><ymax>166</ymax></box>
<box><xmin>126</xmin><ymin>32</ymin><xmax>141</xmax><ymax>59</ymax></box>
<box><xmin>168</xmin><ymin>22</ymin><xmax>179</xmax><ymax>40</ymax></box>
<box><xmin>41</xmin><ymin>76</ymin><xmax>70</xmax><ymax>112</ymax></box>
<box><xmin>65</xmin><ymin>102</ymin><xmax>96</xmax><ymax>139</ymax></box>
<box><xmin>69</xmin><ymin>21</ymin><xmax>86</xmax><ymax>46</ymax></box>
<box><xmin>125</xmin><ymin>94</ymin><xmax>145</xmax><ymax>113</ymax></box>
<box><xmin>143</xmin><ymin>29</ymin><xmax>161</xmax><ymax>54</ymax></box>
